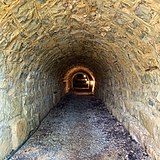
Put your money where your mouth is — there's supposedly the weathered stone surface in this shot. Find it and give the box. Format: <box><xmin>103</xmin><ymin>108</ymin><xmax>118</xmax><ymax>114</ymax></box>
<box><xmin>0</xmin><ymin>126</ymin><xmax>12</xmax><ymax>160</ymax></box>
<box><xmin>139</xmin><ymin>111</ymin><xmax>155</xmax><ymax>137</ymax></box>
<box><xmin>0</xmin><ymin>90</ymin><xmax>5</xmax><ymax>122</ymax></box>
<box><xmin>10</xmin><ymin>118</ymin><xmax>28</xmax><ymax>149</ymax></box>
<box><xmin>135</xmin><ymin>4</ymin><xmax>152</xmax><ymax>23</ymax></box>
<box><xmin>0</xmin><ymin>0</ymin><xmax>160</xmax><ymax>159</ymax></box>
<box><xmin>156</xmin><ymin>91</ymin><xmax>160</xmax><ymax>102</ymax></box>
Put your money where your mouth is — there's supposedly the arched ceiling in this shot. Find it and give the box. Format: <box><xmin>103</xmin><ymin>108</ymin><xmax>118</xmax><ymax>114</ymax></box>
<box><xmin>1</xmin><ymin>1</ymin><xmax>160</xmax><ymax>159</ymax></box>
<box><xmin>0</xmin><ymin>0</ymin><xmax>160</xmax><ymax>87</ymax></box>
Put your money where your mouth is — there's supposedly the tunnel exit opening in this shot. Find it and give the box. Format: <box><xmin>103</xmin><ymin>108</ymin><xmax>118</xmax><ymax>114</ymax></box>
<box><xmin>64</xmin><ymin>66</ymin><xmax>95</xmax><ymax>95</ymax></box>
<box><xmin>71</xmin><ymin>72</ymin><xmax>95</xmax><ymax>94</ymax></box>
<box><xmin>72</xmin><ymin>73</ymin><xmax>90</xmax><ymax>90</ymax></box>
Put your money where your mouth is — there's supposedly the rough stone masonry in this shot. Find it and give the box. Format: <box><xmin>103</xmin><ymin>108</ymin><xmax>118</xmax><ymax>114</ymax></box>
<box><xmin>0</xmin><ymin>0</ymin><xmax>160</xmax><ymax>159</ymax></box>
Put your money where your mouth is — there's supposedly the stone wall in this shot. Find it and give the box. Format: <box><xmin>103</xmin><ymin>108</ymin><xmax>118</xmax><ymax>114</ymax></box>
<box><xmin>0</xmin><ymin>66</ymin><xmax>58</xmax><ymax>159</ymax></box>
<box><xmin>97</xmin><ymin>65</ymin><xmax>160</xmax><ymax>160</ymax></box>
<box><xmin>0</xmin><ymin>0</ymin><xmax>160</xmax><ymax>159</ymax></box>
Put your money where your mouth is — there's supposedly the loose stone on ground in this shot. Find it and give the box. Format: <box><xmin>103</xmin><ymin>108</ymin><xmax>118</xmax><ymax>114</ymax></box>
<box><xmin>10</xmin><ymin>95</ymin><xmax>151</xmax><ymax>160</ymax></box>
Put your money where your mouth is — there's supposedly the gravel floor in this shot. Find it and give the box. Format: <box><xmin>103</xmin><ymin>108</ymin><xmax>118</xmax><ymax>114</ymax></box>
<box><xmin>10</xmin><ymin>95</ymin><xmax>151</xmax><ymax>160</ymax></box>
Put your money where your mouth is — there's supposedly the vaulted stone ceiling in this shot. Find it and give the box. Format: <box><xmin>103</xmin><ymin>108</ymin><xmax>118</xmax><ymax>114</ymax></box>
<box><xmin>0</xmin><ymin>0</ymin><xmax>160</xmax><ymax>159</ymax></box>
<box><xmin>1</xmin><ymin>0</ymin><xmax>160</xmax><ymax>78</ymax></box>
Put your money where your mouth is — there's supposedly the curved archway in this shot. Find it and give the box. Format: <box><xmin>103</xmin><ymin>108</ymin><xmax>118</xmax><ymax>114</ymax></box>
<box><xmin>71</xmin><ymin>72</ymin><xmax>90</xmax><ymax>89</ymax></box>
<box><xmin>64</xmin><ymin>66</ymin><xmax>95</xmax><ymax>94</ymax></box>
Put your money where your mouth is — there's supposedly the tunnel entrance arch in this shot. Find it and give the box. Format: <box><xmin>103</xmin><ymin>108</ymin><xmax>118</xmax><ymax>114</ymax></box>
<box><xmin>64</xmin><ymin>66</ymin><xmax>95</xmax><ymax>95</ymax></box>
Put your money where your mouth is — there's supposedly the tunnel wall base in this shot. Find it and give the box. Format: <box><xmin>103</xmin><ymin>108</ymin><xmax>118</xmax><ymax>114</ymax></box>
<box><xmin>96</xmin><ymin>82</ymin><xmax>160</xmax><ymax>160</ymax></box>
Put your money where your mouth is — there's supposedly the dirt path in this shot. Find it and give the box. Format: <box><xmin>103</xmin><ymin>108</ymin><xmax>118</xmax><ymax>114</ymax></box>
<box><xmin>10</xmin><ymin>95</ymin><xmax>151</xmax><ymax>160</ymax></box>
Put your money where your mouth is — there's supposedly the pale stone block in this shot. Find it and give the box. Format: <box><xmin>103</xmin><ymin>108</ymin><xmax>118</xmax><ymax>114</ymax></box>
<box><xmin>0</xmin><ymin>126</ymin><xmax>12</xmax><ymax>160</ymax></box>
<box><xmin>156</xmin><ymin>92</ymin><xmax>160</xmax><ymax>102</ymax></box>
<box><xmin>0</xmin><ymin>79</ymin><xmax>7</xmax><ymax>89</ymax></box>
<box><xmin>139</xmin><ymin>111</ymin><xmax>155</xmax><ymax>137</ymax></box>
<box><xmin>11</xmin><ymin>118</ymin><xmax>28</xmax><ymax>149</ymax></box>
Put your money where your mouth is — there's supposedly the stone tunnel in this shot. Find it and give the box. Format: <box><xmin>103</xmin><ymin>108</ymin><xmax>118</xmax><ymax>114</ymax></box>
<box><xmin>0</xmin><ymin>0</ymin><xmax>160</xmax><ymax>159</ymax></box>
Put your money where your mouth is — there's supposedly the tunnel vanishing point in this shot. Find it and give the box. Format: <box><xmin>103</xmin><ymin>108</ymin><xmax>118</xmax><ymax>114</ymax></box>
<box><xmin>0</xmin><ymin>0</ymin><xmax>160</xmax><ymax>159</ymax></box>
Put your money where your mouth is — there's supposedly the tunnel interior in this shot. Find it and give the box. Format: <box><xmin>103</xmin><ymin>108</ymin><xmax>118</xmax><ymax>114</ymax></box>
<box><xmin>0</xmin><ymin>0</ymin><xmax>160</xmax><ymax>159</ymax></box>
<box><xmin>64</xmin><ymin>66</ymin><xmax>95</xmax><ymax>95</ymax></box>
<box><xmin>73</xmin><ymin>73</ymin><xmax>89</xmax><ymax>89</ymax></box>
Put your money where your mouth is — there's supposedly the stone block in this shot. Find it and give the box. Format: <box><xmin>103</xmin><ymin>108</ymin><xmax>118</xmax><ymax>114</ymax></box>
<box><xmin>0</xmin><ymin>90</ymin><xmax>5</xmax><ymax>122</ymax></box>
<box><xmin>32</xmin><ymin>113</ymin><xmax>40</xmax><ymax>130</ymax></box>
<box><xmin>139</xmin><ymin>111</ymin><xmax>155</xmax><ymax>137</ymax></box>
<box><xmin>28</xmin><ymin>113</ymin><xmax>40</xmax><ymax>132</ymax></box>
<box><xmin>0</xmin><ymin>110</ymin><xmax>4</xmax><ymax>122</ymax></box>
<box><xmin>135</xmin><ymin>4</ymin><xmax>152</xmax><ymax>23</ymax></box>
<box><xmin>0</xmin><ymin>79</ymin><xmax>7</xmax><ymax>89</ymax></box>
<box><xmin>154</xmin><ymin>118</ymin><xmax>160</xmax><ymax>144</ymax></box>
<box><xmin>11</xmin><ymin>118</ymin><xmax>28</xmax><ymax>149</ymax></box>
<box><xmin>0</xmin><ymin>126</ymin><xmax>12</xmax><ymax>160</ymax></box>
<box><xmin>156</xmin><ymin>92</ymin><xmax>160</xmax><ymax>102</ymax></box>
<box><xmin>4</xmin><ymin>96</ymin><xmax>22</xmax><ymax>119</ymax></box>
<box><xmin>128</xmin><ymin>120</ymin><xmax>148</xmax><ymax>148</ymax></box>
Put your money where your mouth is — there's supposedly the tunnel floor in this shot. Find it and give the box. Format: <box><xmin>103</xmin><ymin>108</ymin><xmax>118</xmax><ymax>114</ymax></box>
<box><xmin>10</xmin><ymin>95</ymin><xmax>151</xmax><ymax>160</ymax></box>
